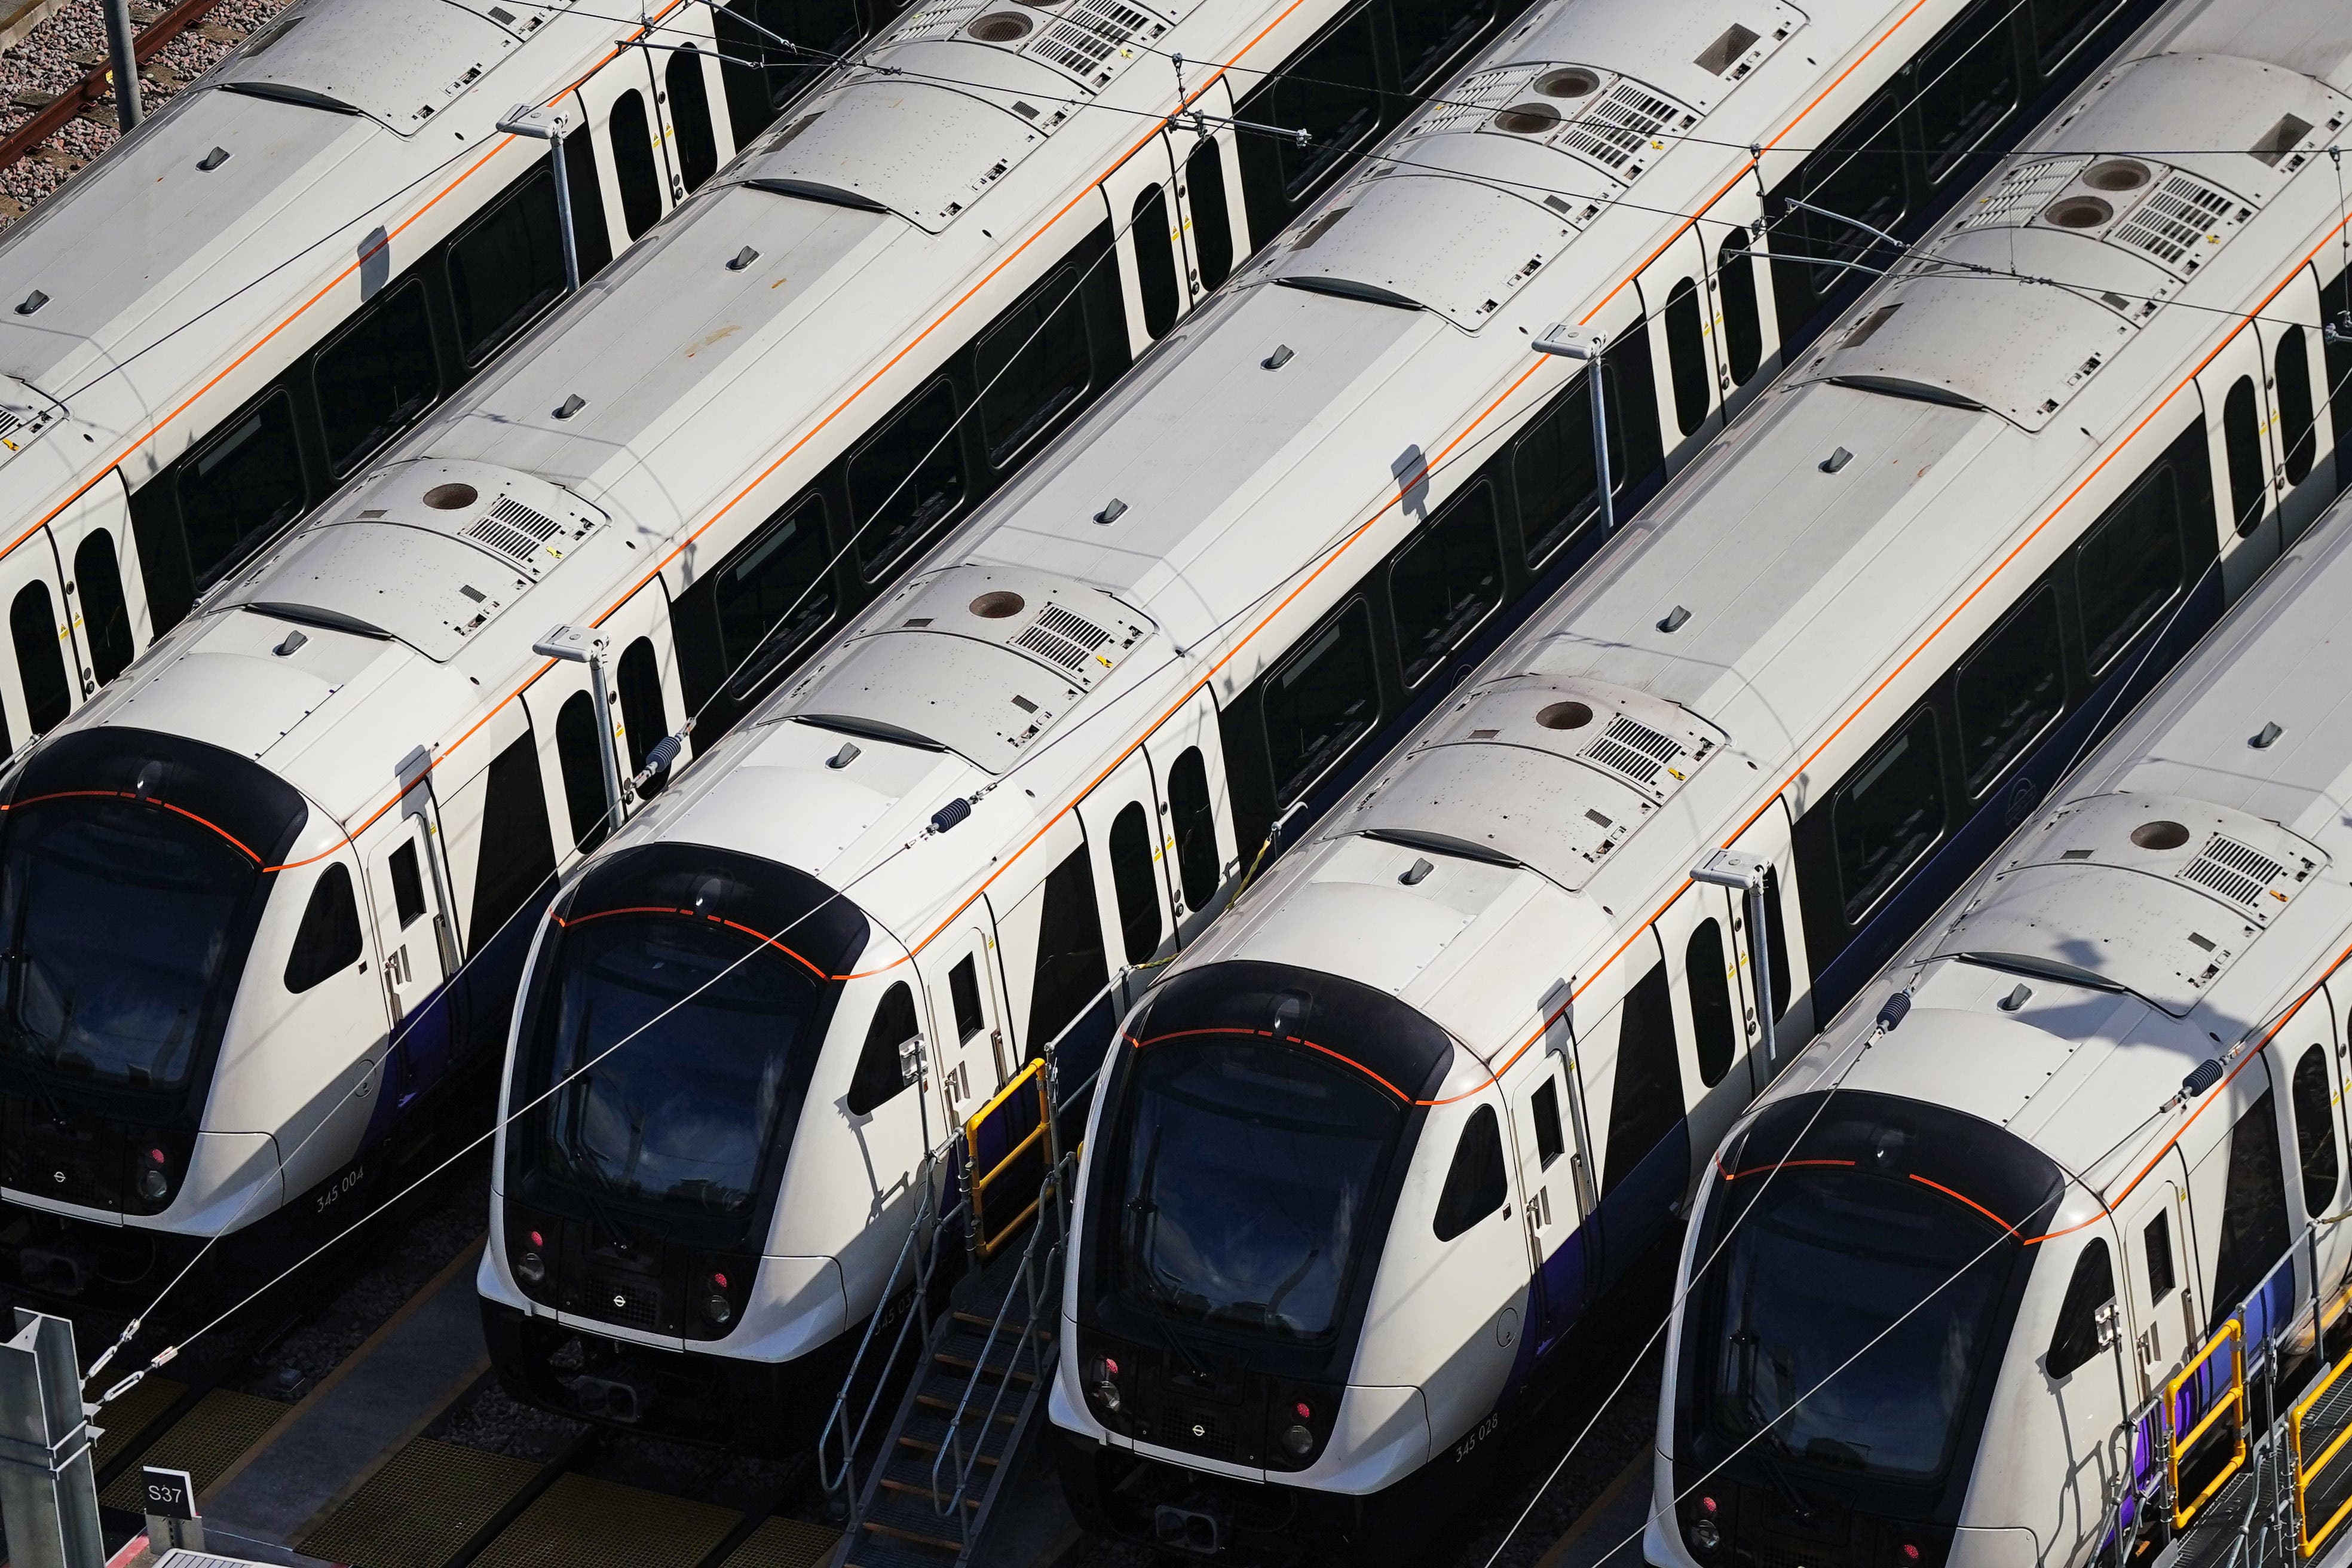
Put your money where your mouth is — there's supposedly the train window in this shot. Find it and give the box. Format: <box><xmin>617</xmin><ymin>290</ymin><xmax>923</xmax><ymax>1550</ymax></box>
<box><xmin>1268</xmin><ymin>5</ymin><xmax>1380</xmax><ymax>202</ymax></box>
<box><xmin>1107</xmin><ymin>801</ymin><xmax>1164</xmax><ymax>967</ymax></box>
<box><xmin>1263</xmin><ymin>599</ymin><xmax>1380</xmax><ymax>804</ymax></box>
<box><xmin>713</xmin><ymin>492</ymin><xmax>834</xmax><ymax>691</ymax></box>
<box><xmin>1027</xmin><ymin>844</ymin><xmax>1110</xmax><ymax>1054</ymax></box>
<box><xmin>562</xmin><ymin>126</ymin><xmax>614</xmax><ymax>278</ymax></box>
<box><xmin>2206</xmin><ymin>1090</ymin><xmax>2291</xmax><ymax>1333</ymax></box>
<box><xmin>1955</xmin><ymin>583</ymin><xmax>2063</xmax><ymax>792</ymax></box>
<box><xmin>1686</xmin><ymin>918</ymin><xmax>1736</xmax><ymax>1087</ymax></box>
<box><xmin>1830</xmin><ymin>708</ymin><xmax>1947</xmax><ymax>923</ymax></box>
<box><xmin>2326</xmin><ymin>268</ymin><xmax>2352</xmax><ymax>454</ymax></box>
<box><xmin>1530</xmin><ymin>1077</ymin><xmax>1564</xmax><ymax>1168</ymax></box>
<box><xmin>388</xmin><ymin>841</ymin><xmax>427</xmax><ymax>929</ymax></box>
<box><xmin>1389</xmin><ymin>480</ymin><xmax>1501</xmax><ymax>686</ymax></box>
<box><xmin>176</xmin><ymin>390</ymin><xmax>307</xmax><ymax>590</ymax></box>
<box><xmin>2277</xmin><ymin>327</ymin><xmax>2317</xmax><ymax>486</ymax></box>
<box><xmin>609</xmin><ymin>90</ymin><xmax>664</xmax><ymax>241</ymax></box>
<box><xmin>73</xmin><ymin>532</ymin><xmax>134</xmax><ymax>686</ymax></box>
<box><xmin>447</xmin><ymin>162</ymin><xmax>567</xmax><ymax>365</ymax></box>
<box><xmin>1513</xmin><ymin>368</ymin><xmax>1624</xmax><ymax>568</ymax></box>
<box><xmin>1601</xmin><ymin>961</ymin><xmax>1682</xmax><ymax>1194</ymax></box>
<box><xmin>2031</xmin><ymin>0</ymin><xmax>2121</xmax><ymax>72</ymax></box>
<box><xmin>950</xmin><ymin>956</ymin><xmax>985</xmax><ymax>1042</ymax></box>
<box><xmin>2074</xmin><ymin>463</ymin><xmax>2183</xmax><ymax>673</ymax></box>
<box><xmin>1663</xmin><ymin>278</ymin><xmax>1710</xmax><ymax>437</ymax></box>
<box><xmin>1781</xmin><ymin>84</ymin><xmax>1906</xmax><ymax>318</ymax></box>
<box><xmin>2223</xmin><ymin>376</ymin><xmax>2264</xmax><ymax>535</ymax></box>
<box><xmin>1717</xmin><ymin>232</ymin><xmax>1762</xmax><ymax>390</ymax></box>
<box><xmin>1185</xmin><ymin>137</ymin><xmax>1234</xmax><ymax>292</ymax></box>
<box><xmin>313</xmin><ymin>278</ymin><xmax>438</xmax><ymax>476</ymax></box>
<box><xmin>1131</xmin><ymin>185</ymin><xmax>1181</xmax><ymax>342</ymax></box>
<box><xmin>1761</xmin><ymin>866</ymin><xmax>1791</xmax><ymax>1022</ymax></box>
<box><xmin>617</xmin><ymin>639</ymin><xmax>669</xmax><ymax>794</ymax></box>
<box><xmin>2293</xmin><ymin>1045</ymin><xmax>2341</xmax><ymax>1217</ymax></box>
<box><xmin>1390</xmin><ymin>0</ymin><xmax>1491</xmax><ymax>91</ymax></box>
<box><xmin>2143</xmin><ymin>1212</ymin><xmax>2175</xmax><ymax>1301</ymax></box>
<box><xmin>283</xmin><ymin>863</ymin><xmax>363</xmax><ymax>995</ymax></box>
<box><xmin>848</xmin><ymin>379</ymin><xmax>966</xmax><ymax>578</ymax></box>
<box><xmin>2043</xmin><ymin>1236</ymin><xmax>2113</xmax><ymax>1379</ymax></box>
<box><xmin>666</xmin><ymin>46</ymin><xmax>719</xmax><ymax>194</ymax></box>
<box><xmin>847</xmin><ymin>981</ymin><xmax>920</xmax><ymax>1115</ymax></box>
<box><xmin>554</xmin><ymin>690</ymin><xmax>611</xmax><ymax>853</ymax></box>
<box><xmin>468</xmin><ymin>731</ymin><xmax>560</xmax><ymax>947</ymax></box>
<box><xmin>1915</xmin><ymin>0</ymin><xmax>2017</xmax><ymax>186</ymax></box>
<box><xmin>9</xmin><ymin>582</ymin><xmax>69</xmax><ymax>737</ymax></box>
<box><xmin>1167</xmin><ymin>746</ymin><xmax>1220</xmax><ymax>912</ymax></box>
<box><xmin>976</xmin><ymin>265</ymin><xmax>1092</xmax><ymax>467</ymax></box>
<box><xmin>1433</xmin><ymin>1104</ymin><xmax>1507</xmax><ymax>1242</ymax></box>
<box><xmin>717</xmin><ymin>0</ymin><xmax>860</xmax><ymax>143</ymax></box>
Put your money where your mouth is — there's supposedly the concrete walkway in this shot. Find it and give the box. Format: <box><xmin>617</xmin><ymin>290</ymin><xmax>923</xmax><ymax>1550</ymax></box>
<box><xmin>203</xmin><ymin>1241</ymin><xmax>492</xmax><ymax>1547</ymax></box>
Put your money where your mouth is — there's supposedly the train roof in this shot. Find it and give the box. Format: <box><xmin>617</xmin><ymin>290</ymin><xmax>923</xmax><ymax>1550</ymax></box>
<box><xmin>1156</xmin><ymin>0</ymin><xmax>2352</xmax><ymax>1074</ymax></box>
<box><xmin>0</xmin><ymin>0</ymin><xmax>649</xmax><ymax>516</ymax></box>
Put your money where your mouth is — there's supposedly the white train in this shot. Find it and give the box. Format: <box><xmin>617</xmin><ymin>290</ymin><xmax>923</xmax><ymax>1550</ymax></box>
<box><xmin>1036</xmin><ymin>0</ymin><xmax>2352</xmax><ymax>1554</ymax></box>
<box><xmin>1646</xmin><ymin>449</ymin><xmax>2352</xmax><ymax>1568</ymax></box>
<box><xmin>0</xmin><ymin>0</ymin><xmax>1530</xmax><ymax>1313</ymax></box>
<box><xmin>0</xmin><ymin>0</ymin><xmax>853</xmax><ymax>751</ymax></box>
<box><xmin>475</xmin><ymin>0</ymin><xmax>2161</xmax><ymax>1462</ymax></box>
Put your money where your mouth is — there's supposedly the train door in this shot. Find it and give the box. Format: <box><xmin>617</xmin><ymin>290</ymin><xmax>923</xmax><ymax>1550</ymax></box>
<box><xmin>1699</xmin><ymin>203</ymin><xmax>1777</xmax><ymax>424</ymax></box>
<box><xmin>923</xmin><ymin>923</ymin><xmax>1010</xmax><ymax>1128</ymax></box>
<box><xmin>1636</xmin><ymin>231</ymin><xmax>1722</xmax><ymax>473</ymax></box>
<box><xmin>649</xmin><ymin>6</ymin><xmax>734</xmax><ymax>202</ymax></box>
<box><xmin>601</xmin><ymin>589</ymin><xmax>689</xmax><ymax>803</ymax></box>
<box><xmin>2032</xmin><ymin>1215</ymin><xmax>2133</xmax><ymax>1568</ymax></box>
<box><xmin>1656</xmin><ymin>880</ymin><xmax>1751</xmax><ymax>1194</ymax></box>
<box><xmin>1075</xmin><ymin>751</ymin><xmax>1178</xmax><ymax>1016</ymax></box>
<box><xmin>2181</xmin><ymin>1057</ymin><xmax>2296</xmax><ymax>1348</ymax></box>
<box><xmin>2117</xmin><ymin>1149</ymin><xmax>2199</xmax><ymax>1402</ymax></box>
<box><xmin>1098</xmin><ymin>133</ymin><xmax>1186</xmax><ymax>357</ymax></box>
<box><xmin>50</xmin><ymin>471</ymin><xmax>151</xmax><ymax>705</ymax></box>
<box><xmin>1578</xmin><ymin>930</ymin><xmax>1689</xmax><ymax>1296</ymax></box>
<box><xmin>2255</xmin><ymin>264</ymin><xmax>2332</xmax><ymax>547</ymax></box>
<box><xmin>365</xmin><ymin>772</ymin><xmax>463</xmax><ymax>1114</ymax></box>
<box><xmin>2287</xmin><ymin>987</ymin><xmax>2350</xmax><ymax>1317</ymax></box>
<box><xmin>526</xmin><ymin>656</ymin><xmax>626</xmax><ymax>865</ymax></box>
<box><xmin>1505</xmin><ymin>1030</ymin><xmax>1594</xmax><ymax>1354</ymax></box>
<box><xmin>0</xmin><ymin>528</ymin><xmax>75</xmax><ymax>755</ymax></box>
<box><xmin>1167</xmin><ymin>88</ymin><xmax>1245</xmax><ymax>307</ymax></box>
<box><xmin>569</xmin><ymin>45</ymin><xmax>674</xmax><ymax>254</ymax></box>
<box><xmin>1726</xmin><ymin>800</ymin><xmax>1808</xmax><ymax>1066</ymax></box>
<box><xmin>1141</xmin><ymin>687</ymin><xmax>1239</xmax><ymax>945</ymax></box>
<box><xmin>2198</xmin><ymin>327</ymin><xmax>2281</xmax><ymax>596</ymax></box>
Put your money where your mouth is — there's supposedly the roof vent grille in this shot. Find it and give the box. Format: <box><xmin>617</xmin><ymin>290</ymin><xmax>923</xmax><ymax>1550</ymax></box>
<box><xmin>1015</xmin><ymin>605</ymin><xmax>1112</xmax><ymax>671</ymax></box>
<box><xmin>1953</xmin><ymin>156</ymin><xmax>2087</xmax><ymax>232</ymax></box>
<box><xmin>1582</xmin><ymin>713</ymin><xmax>1683</xmax><ymax>784</ymax></box>
<box><xmin>467</xmin><ymin>497</ymin><xmax>562</xmax><ymax>561</ymax></box>
<box><xmin>1034</xmin><ymin>602</ymin><xmax>1110</xmax><ymax>650</ymax></box>
<box><xmin>1027</xmin><ymin>0</ymin><xmax>1159</xmax><ymax>82</ymax></box>
<box><xmin>2178</xmin><ymin>834</ymin><xmax>2285</xmax><ymax>909</ymax></box>
<box><xmin>1407</xmin><ymin>65</ymin><xmax>1523</xmax><ymax>136</ymax></box>
<box><xmin>2111</xmin><ymin>174</ymin><xmax>2237</xmax><ymax>272</ymax></box>
<box><xmin>1555</xmin><ymin>80</ymin><xmax>1679</xmax><ymax>173</ymax></box>
<box><xmin>0</xmin><ymin>409</ymin><xmax>19</xmax><ymax>441</ymax></box>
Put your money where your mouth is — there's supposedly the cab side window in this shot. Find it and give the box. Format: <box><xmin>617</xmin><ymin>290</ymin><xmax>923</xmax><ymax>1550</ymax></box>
<box><xmin>1434</xmin><ymin>1103</ymin><xmax>1507</xmax><ymax>1241</ymax></box>
<box><xmin>285</xmin><ymin>863</ymin><xmax>363</xmax><ymax>994</ymax></box>
<box><xmin>2045</xmin><ymin>1236</ymin><xmax>2114</xmax><ymax>1379</ymax></box>
<box><xmin>847</xmin><ymin>981</ymin><xmax>920</xmax><ymax>1115</ymax></box>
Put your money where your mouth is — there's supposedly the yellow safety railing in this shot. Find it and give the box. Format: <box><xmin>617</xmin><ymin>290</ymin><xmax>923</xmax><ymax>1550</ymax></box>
<box><xmin>2168</xmin><ymin>1318</ymin><xmax>2247</xmax><ymax>1529</ymax></box>
<box><xmin>963</xmin><ymin>1060</ymin><xmax>1052</xmax><ymax>1261</ymax></box>
<box><xmin>2295</xmin><ymin>1355</ymin><xmax>2352</xmax><ymax>1555</ymax></box>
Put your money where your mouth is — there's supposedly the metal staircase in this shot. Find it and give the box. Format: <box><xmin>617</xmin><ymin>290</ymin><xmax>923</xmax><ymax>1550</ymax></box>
<box><xmin>822</xmin><ymin>1024</ymin><xmax>1095</xmax><ymax>1568</ymax></box>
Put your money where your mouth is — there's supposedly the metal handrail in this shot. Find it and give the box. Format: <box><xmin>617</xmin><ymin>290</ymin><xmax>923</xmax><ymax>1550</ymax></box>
<box><xmin>2171</xmin><ymin>1318</ymin><xmax>2249</xmax><ymax>1528</ymax></box>
<box><xmin>2293</xmin><ymin>1353</ymin><xmax>2352</xmax><ymax>1556</ymax></box>
<box><xmin>817</xmin><ymin>1143</ymin><xmax>963</xmax><ymax>1509</ymax></box>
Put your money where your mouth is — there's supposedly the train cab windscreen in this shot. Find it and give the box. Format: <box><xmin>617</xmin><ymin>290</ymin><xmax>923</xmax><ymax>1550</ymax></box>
<box><xmin>1675</xmin><ymin>1090</ymin><xmax>2065</xmax><ymax>1529</ymax></box>
<box><xmin>1084</xmin><ymin>962</ymin><xmax>1453</xmax><ymax>1348</ymax></box>
<box><xmin>507</xmin><ymin>845</ymin><xmax>870</xmax><ymax>1253</ymax></box>
<box><xmin>0</xmin><ymin>729</ymin><xmax>309</xmax><ymax>1208</ymax></box>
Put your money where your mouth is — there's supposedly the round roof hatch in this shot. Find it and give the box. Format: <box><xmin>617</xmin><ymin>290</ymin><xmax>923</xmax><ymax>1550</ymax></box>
<box><xmin>422</xmin><ymin>483</ymin><xmax>479</xmax><ymax>510</ymax></box>
<box><xmin>2082</xmin><ymin>159</ymin><xmax>2151</xmax><ymax>192</ymax></box>
<box><xmin>2042</xmin><ymin>195</ymin><xmax>2114</xmax><ymax>229</ymax></box>
<box><xmin>1493</xmin><ymin>102</ymin><xmax>1562</xmax><ymax>136</ymax></box>
<box><xmin>2131</xmin><ymin>820</ymin><xmax>2190</xmax><ymax>851</ymax></box>
<box><xmin>970</xmin><ymin>590</ymin><xmax>1026</xmax><ymax>618</ymax></box>
<box><xmin>1533</xmin><ymin>66</ymin><xmax>1600</xmax><ymax>99</ymax></box>
<box><xmin>966</xmin><ymin>11</ymin><xmax>1033</xmax><ymax>41</ymax></box>
<box><xmin>1536</xmin><ymin>700</ymin><xmax>1593</xmax><ymax>730</ymax></box>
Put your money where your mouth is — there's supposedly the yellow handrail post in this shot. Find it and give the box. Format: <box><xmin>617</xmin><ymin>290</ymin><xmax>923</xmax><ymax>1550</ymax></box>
<box><xmin>2166</xmin><ymin>1318</ymin><xmax>2247</xmax><ymax>1530</ymax></box>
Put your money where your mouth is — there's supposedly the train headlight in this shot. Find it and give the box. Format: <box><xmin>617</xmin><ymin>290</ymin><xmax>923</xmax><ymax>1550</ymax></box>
<box><xmin>1279</xmin><ymin>1422</ymin><xmax>1315</xmax><ymax>1459</ymax></box>
<box><xmin>1088</xmin><ymin>1356</ymin><xmax>1122</xmax><ymax>1411</ymax></box>
<box><xmin>516</xmin><ymin>1251</ymin><xmax>547</xmax><ymax>1285</ymax></box>
<box><xmin>136</xmin><ymin>1168</ymin><xmax>168</xmax><ymax>1200</ymax></box>
<box><xmin>1689</xmin><ymin>1517</ymin><xmax>1721</xmax><ymax>1552</ymax></box>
